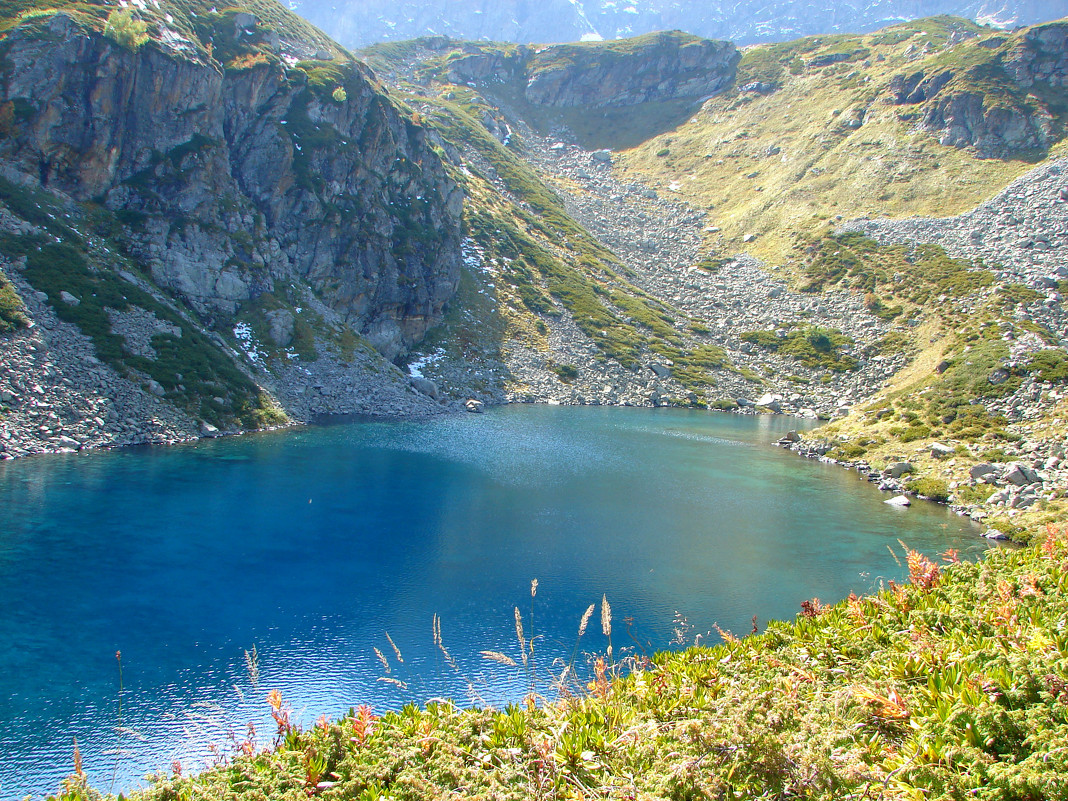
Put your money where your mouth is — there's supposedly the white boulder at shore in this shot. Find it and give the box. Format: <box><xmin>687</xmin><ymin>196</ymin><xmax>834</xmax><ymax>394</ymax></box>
<box><xmin>884</xmin><ymin>495</ymin><xmax>911</xmax><ymax>507</ymax></box>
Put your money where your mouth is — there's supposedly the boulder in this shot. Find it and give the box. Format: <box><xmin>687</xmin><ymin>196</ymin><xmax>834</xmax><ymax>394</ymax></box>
<box><xmin>755</xmin><ymin>393</ymin><xmax>781</xmax><ymax>412</ymax></box>
<box><xmin>591</xmin><ymin>149</ymin><xmax>613</xmax><ymax>164</ymax></box>
<box><xmin>648</xmin><ymin>363</ymin><xmax>672</xmax><ymax>379</ymax></box>
<box><xmin>411</xmin><ymin>376</ymin><xmax>440</xmax><ymax>400</ymax></box>
<box><xmin>199</xmin><ymin>420</ymin><xmax>220</xmax><ymax>437</ymax></box>
<box><xmin>983</xmin><ymin>528</ymin><xmax>1010</xmax><ymax>540</ymax></box>
<box><xmin>884</xmin><ymin>495</ymin><xmax>911</xmax><ymax>507</ymax></box>
<box><xmin>969</xmin><ymin>462</ymin><xmax>998</xmax><ymax>480</ymax></box>
<box><xmin>931</xmin><ymin>442</ymin><xmax>955</xmax><ymax>459</ymax></box>
<box><xmin>780</xmin><ymin>430</ymin><xmax>802</xmax><ymax>443</ymax></box>
<box><xmin>59</xmin><ymin>291</ymin><xmax>80</xmax><ymax>306</ymax></box>
<box><xmin>885</xmin><ymin>462</ymin><xmax>914</xmax><ymax>479</ymax></box>
<box><xmin>265</xmin><ymin>309</ymin><xmax>296</xmax><ymax>348</ymax></box>
<box><xmin>987</xmin><ymin>488</ymin><xmax>1011</xmax><ymax>505</ymax></box>
<box><xmin>1004</xmin><ymin>462</ymin><xmax>1041</xmax><ymax>486</ymax></box>
<box><xmin>465</xmin><ymin>398</ymin><xmax>484</xmax><ymax>413</ymax></box>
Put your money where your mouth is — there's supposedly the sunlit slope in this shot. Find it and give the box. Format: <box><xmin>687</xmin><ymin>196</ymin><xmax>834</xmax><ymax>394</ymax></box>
<box><xmin>621</xmin><ymin>16</ymin><xmax>1068</xmax><ymax>262</ymax></box>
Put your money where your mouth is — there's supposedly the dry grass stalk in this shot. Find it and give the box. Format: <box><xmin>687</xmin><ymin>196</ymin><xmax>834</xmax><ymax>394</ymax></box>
<box><xmin>244</xmin><ymin>645</ymin><xmax>259</xmax><ymax>686</ymax></box>
<box><xmin>434</xmin><ymin>613</ymin><xmax>459</xmax><ymax>672</ymax></box>
<box><xmin>386</xmin><ymin>632</ymin><xmax>404</xmax><ymax>664</ymax></box>
<box><xmin>578</xmin><ymin>604</ymin><xmax>595</xmax><ymax>637</ymax></box>
<box><xmin>481</xmin><ymin>650</ymin><xmax>518</xmax><ymax>667</ymax></box>
<box><xmin>515</xmin><ymin>607</ymin><xmax>528</xmax><ymax>668</ymax></box>
<box><xmin>374</xmin><ymin>647</ymin><xmax>391</xmax><ymax>674</ymax></box>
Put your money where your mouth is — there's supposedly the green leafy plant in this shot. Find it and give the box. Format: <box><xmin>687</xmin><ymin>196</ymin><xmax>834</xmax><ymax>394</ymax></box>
<box><xmin>0</xmin><ymin>274</ymin><xmax>28</xmax><ymax>334</ymax></box>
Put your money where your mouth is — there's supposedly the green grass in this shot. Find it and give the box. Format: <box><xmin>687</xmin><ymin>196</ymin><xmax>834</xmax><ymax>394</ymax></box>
<box><xmin>799</xmin><ymin>233</ymin><xmax>995</xmax><ymax>306</ymax></box>
<box><xmin>62</xmin><ymin>529</ymin><xmax>1068</xmax><ymax>801</ymax></box>
<box><xmin>905</xmin><ymin>477</ymin><xmax>951</xmax><ymax>502</ymax></box>
<box><xmin>551</xmin><ymin>363</ymin><xmax>578</xmax><ymax>383</ymax></box>
<box><xmin>0</xmin><ymin>0</ymin><xmax>343</xmax><ymax>73</ymax></box>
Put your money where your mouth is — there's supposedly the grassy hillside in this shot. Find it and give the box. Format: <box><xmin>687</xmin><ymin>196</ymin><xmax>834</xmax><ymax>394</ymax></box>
<box><xmin>60</xmin><ymin>528</ymin><xmax>1068</xmax><ymax>800</ymax></box>
<box><xmin>620</xmin><ymin>17</ymin><xmax>1068</xmax><ymax>263</ymax></box>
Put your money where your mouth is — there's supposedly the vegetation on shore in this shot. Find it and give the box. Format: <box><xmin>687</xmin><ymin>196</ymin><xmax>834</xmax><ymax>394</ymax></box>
<box><xmin>788</xmin><ymin>231</ymin><xmax>1068</xmax><ymax>535</ymax></box>
<box><xmin>58</xmin><ymin>527</ymin><xmax>1068</xmax><ymax>800</ymax></box>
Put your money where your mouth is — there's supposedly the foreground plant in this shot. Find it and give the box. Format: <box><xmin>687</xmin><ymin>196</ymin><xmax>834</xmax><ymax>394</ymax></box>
<box><xmin>58</xmin><ymin>527</ymin><xmax>1068</xmax><ymax>800</ymax></box>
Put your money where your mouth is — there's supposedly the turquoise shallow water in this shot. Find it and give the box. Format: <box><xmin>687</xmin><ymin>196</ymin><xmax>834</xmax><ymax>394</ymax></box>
<box><xmin>0</xmin><ymin>405</ymin><xmax>985</xmax><ymax>797</ymax></box>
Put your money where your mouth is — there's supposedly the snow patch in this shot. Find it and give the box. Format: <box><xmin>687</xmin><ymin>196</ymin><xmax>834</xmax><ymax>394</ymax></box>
<box><xmin>408</xmin><ymin>349</ymin><xmax>445</xmax><ymax>378</ymax></box>
<box><xmin>233</xmin><ymin>322</ymin><xmax>264</xmax><ymax>365</ymax></box>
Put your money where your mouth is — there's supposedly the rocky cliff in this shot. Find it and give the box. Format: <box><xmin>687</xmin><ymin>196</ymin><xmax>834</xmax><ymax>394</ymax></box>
<box><xmin>0</xmin><ymin>9</ymin><xmax>462</xmax><ymax>358</ymax></box>
<box><xmin>438</xmin><ymin>32</ymin><xmax>738</xmax><ymax>109</ymax></box>
<box><xmin>524</xmin><ymin>33</ymin><xmax>739</xmax><ymax>108</ymax></box>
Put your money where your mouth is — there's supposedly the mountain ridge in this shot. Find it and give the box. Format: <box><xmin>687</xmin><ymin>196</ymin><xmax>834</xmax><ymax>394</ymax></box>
<box><xmin>292</xmin><ymin>0</ymin><xmax>1068</xmax><ymax>50</ymax></box>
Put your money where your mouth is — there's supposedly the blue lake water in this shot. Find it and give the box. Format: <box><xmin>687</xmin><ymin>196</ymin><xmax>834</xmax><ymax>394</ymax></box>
<box><xmin>0</xmin><ymin>405</ymin><xmax>985</xmax><ymax>797</ymax></box>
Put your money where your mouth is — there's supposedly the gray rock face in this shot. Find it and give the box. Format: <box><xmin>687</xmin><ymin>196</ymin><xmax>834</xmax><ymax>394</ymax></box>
<box><xmin>931</xmin><ymin>442</ymin><xmax>955</xmax><ymax>459</ymax></box>
<box><xmin>410</xmin><ymin>376</ymin><xmax>440</xmax><ymax>399</ymax></box>
<box><xmin>265</xmin><ymin>310</ymin><xmax>296</xmax><ymax>348</ymax></box>
<box><xmin>0</xmin><ymin>16</ymin><xmax>463</xmax><ymax>360</ymax></box>
<box><xmin>524</xmin><ymin>33</ymin><xmax>739</xmax><ymax>108</ymax></box>
<box><xmin>1004</xmin><ymin>462</ymin><xmax>1042</xmax><ymax>485</ymax></box>
<box><xmin>885</xmin><ymin>462</ymin><xmax>914</xmax><ymax>478</ymax></box>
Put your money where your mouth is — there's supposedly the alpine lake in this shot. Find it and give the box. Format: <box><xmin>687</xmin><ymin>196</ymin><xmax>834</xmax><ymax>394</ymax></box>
<box><xmin>0</xmin><ymin>405</ymin><xmax>988</xmax><ymax>798</ymax></box>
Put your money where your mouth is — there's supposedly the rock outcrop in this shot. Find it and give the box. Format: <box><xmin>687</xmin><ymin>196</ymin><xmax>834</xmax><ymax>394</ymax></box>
<box><xmin>0</xmin><ymin>11</ymin><xmax>463</xmax><ymax>360</ymax></box>
<box><xmin>886</xmin><ymin>21</ymin><xmax>1068</xmax><ymax>158</ymax></box>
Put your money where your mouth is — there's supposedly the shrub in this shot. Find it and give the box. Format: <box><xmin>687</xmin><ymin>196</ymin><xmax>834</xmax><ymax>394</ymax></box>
<box><xmin>905</xmin><ymin>477</ymin><xmax>950</xmax><ymax>502</ymax></box>
<box><xmin>0</xmin><ymin>275</ymin><xmax>28</xmax><ymax>334</ymax></box>
<box><xmin>104</xmin><ymin>9</ymin><xmax>150</xmax><ymax>51</ymax></box>
<box><xmin>1026</xmin><ymin>349</ymin><xmax>1068</xmax><ymax>384</ymax></box>
<box><xmin>331</xmin><ymin>86</ymin><xmax>347</xmax><ymax>103</ymax></box>
<box><xmin>552</xmin><ymin>364</ymin><xmax>579</xmax><ymax>383</ymax></box>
